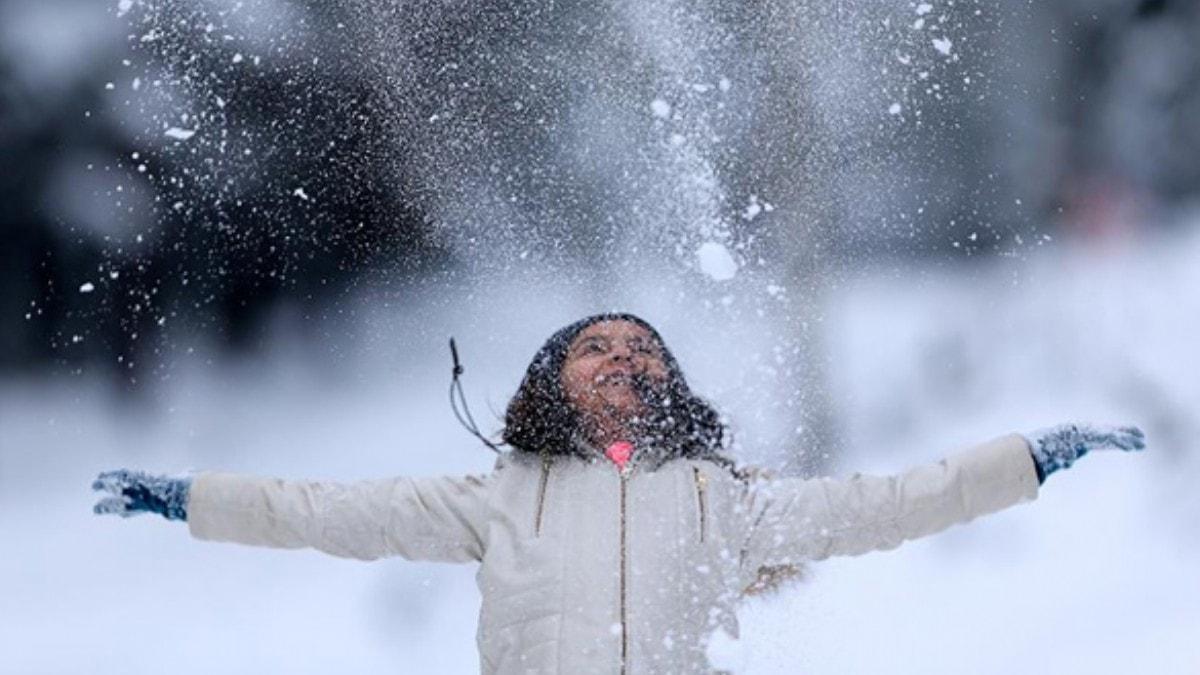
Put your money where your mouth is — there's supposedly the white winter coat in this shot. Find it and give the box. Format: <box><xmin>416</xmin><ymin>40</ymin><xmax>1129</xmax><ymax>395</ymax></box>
<box><xmin>187</xmin><ymin>433</ymin><xmax>1039</xmax><ymax>674</ymax></box>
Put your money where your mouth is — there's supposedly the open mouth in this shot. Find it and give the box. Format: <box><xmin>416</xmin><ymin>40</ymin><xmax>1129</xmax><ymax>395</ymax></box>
<box><xmin>595</xmin><ymin>370</ymin><xmax>633</xmax><ymax>387</ymax></box>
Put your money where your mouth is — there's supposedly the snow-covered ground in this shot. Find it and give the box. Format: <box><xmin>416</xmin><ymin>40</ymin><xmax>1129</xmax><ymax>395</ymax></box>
<box><xmin>720</xmin><ymin>219</ymin><xmax>1200</xmax><ymax>673</ymax></box>
<box><xmin>2</xmin><ymin>220</ymin><xmax>1198</xmax><ymax>673</ymax></box>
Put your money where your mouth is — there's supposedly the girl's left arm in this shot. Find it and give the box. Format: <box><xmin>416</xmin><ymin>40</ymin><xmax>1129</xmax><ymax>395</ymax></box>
<box><xmin>183</xmin><ymin>471</ymin><xmax>493</xmax><ymax>562</ymax></box>
<box><xmin>738</xmin><ymin>425</ymin><xmax>1143</xmax><ymax>576</ymax></box>
<box><xmin>93</xmin><ymin>469</ymin><xmax>494</xmax><ymax>563</ymax></box>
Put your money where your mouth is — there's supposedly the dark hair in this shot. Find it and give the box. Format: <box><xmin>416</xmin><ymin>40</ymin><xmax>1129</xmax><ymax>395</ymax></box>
<box><xmin>502</xmin><ymin>313</ymin><xmax>736</xmax><ymax>471</ymax></box>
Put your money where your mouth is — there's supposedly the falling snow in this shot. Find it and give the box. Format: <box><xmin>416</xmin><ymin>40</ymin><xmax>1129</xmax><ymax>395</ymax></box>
<box><xmin>2</xmin><ymin>0</ymin><xmax>1197</xmax><ymax>670</ymax></box>
<box><xmin>696</xmin><ymin>241</ymin><xmax>738</xmax><ymax>281</ymax></box>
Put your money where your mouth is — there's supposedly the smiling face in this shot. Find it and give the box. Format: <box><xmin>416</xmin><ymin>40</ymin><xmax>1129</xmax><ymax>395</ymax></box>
<box><xmin>503</xmin><ymin>313</ymin><xmax>728</xmax><ymax>463</ymax></box>
<box><xmin>560</xmin><ymin>319</ymin><xmax>671</xmax><ymax>436</ymax></box>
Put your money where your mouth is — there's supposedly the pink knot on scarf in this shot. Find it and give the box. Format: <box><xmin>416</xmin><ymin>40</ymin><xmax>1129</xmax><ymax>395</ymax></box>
<box><xmin>605</xmin><ymin>441</ymin><xmax>634</xmax><ymax>472</ymax></box>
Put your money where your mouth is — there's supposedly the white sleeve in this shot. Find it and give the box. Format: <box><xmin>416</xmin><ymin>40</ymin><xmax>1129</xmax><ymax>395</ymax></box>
<box><xmin>187</xmin><ymin>472</ymin><xmax>493</xmax><ymax>563</ymax></box>
<box><xmin>739</xmin><ymin>433</ymin><xmax>1039</xmax><ymax>579</ymax></box>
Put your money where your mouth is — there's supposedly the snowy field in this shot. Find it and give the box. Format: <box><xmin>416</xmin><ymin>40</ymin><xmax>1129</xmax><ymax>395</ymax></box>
<box><xmin>721</xmin><ymin>218</ymin><xmax>1200</xmax><ymax>673</ymax></box>
<box><xmin>2</xmin><ymin>219</ymin><xmax>1198</xmax><ymax>673</ymax></box>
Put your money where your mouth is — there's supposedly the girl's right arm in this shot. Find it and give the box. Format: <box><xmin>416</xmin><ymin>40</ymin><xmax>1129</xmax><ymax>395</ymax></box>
<box><xmin>93</xmin><ymin>469</ymin><xmax>493</xmax><ymax>563</ymax></box>
<box><xmin>736</xmin><ymin>423</ymin><xmax>1143</xmax><ymax>582</ymax></box>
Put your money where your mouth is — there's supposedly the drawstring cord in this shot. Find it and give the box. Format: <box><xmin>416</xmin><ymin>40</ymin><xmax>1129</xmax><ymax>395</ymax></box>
<box><xmin>449</xmin><ymin>337</ymin><xmax>504</xmax><ymax>453</ymax></box>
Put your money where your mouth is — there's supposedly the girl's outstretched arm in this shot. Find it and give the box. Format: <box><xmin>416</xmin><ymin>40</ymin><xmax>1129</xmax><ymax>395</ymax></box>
<box><xmin>737</xmin><ymin>424</ymin><xmax>1144</xmax><ymax>579</ymax></box>
<box><xmin>93</xmin><ymin>469</ymin><xmax>493</xmax><ymax>563</ymax></box>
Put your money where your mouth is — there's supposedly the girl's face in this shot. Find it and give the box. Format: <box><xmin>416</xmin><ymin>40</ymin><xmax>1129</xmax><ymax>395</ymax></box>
<box><xmin>560</xmin><ymin>320</ymin><xmax>671</xmax><ymax>425</ymax></box>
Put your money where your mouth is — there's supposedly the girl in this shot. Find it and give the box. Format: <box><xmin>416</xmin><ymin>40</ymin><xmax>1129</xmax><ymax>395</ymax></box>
<box><xmin>93</xmin><ymin>312</ymin><xmax>1145</xmax><ymax>674</ymax></box>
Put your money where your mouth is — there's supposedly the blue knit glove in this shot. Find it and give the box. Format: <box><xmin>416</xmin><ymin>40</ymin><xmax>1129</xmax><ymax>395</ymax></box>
<box><xmin>1022</xmin><ymin>423</ymin><xmax>1146</xmax><ymax>483</ymax></box>
<box><xmin>92</xmin><ymin>469</ymin><xmax>192</xmax><ymax>521</ymax></box>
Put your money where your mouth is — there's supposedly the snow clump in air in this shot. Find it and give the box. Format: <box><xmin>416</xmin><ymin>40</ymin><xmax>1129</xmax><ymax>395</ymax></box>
<box><xmin>696</xmin><ymin>242</ymin><xmax>738</xmax><ymax>281</ymax></box>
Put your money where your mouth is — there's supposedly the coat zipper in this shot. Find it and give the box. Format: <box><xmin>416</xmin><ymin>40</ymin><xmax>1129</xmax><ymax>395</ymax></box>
<box><xmin>692</xmin><ymin>466</ymin><xmax>708</xmax><ymax>543</ymax></box>
<box><xmin>534</xmin><ymin>451</ymin><xmax>551</xmax><ymax>536</ymax></box>
<box><xmin>618</xmin><ymin>466</ymin><xmax>629</xmax><ymax>675</ymax></box>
